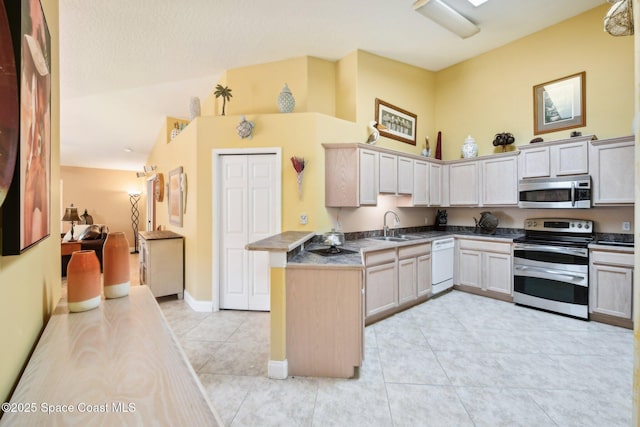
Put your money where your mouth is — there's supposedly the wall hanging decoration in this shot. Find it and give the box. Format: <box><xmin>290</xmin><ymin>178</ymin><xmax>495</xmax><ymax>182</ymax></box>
<box><xmin>236</xmin><ymin>115</ymin><xmax>254</xmax><ymax>139</ymax></box>
<box><xmin>290</xmin><ymin>156</ymin><xmax>306</xmax><ymax>199</ymax></box>
<box><xmin>154</xmin><ymin>172</ymin><xmax>164</xmax><ymax>202</ymax></box>
<box><xmin>533</xmin><ymin>72</ymin><xmax>585</xmax><ymax>135</ymax></box>
<box><xmin>168</xmin><ymin>166</ymin><xmax>183</xmax><ymax>226</ymax></box>
<box><xmin>181</xmin><ymin>172</ymin><xmax>188</xmax><ymax>214</ymax></box>
<box><xmin>277</xmin><ymin>83</ymin><xmax>295</xmax><ymax>113</ymax></box>
<box><xmin>0</xmin><ymin>1</ymin><xmax>18</xmax><ymax>211</ymax></box>
<box><xmin>189</xmin><ymin>96</ymin><xmax>201</xmax><ymax>121</ymax></box>
<box><xmin>213</xmin><ymin>84</ymin><xmax>232</xmax><ymax>116</ymax></box>
<box><xmin>492</xmin><ymin>132</ymin><xmax>515</xmax><ymax>151</ymax></box>
<box><xmin>67</xmin><ymin>250</ymin><xmax>102</xmax><ymax>313</ymax></box>
<box><xmin>461</xmin><ymin>135</ymin><xmax>478</xmax><ymax>158</ymax></box>
<box><xmin>1</xmin><ymin>0</ymin><xmax>52</xmax><ymax>255</ymax></box>
<box><xmin>604</xmin><ymin>0</ymin><xmax>633</xmax><ymax>36</ymax></box>
<box><xmin>103</xmin><ymin>231</ymin><xmax>130</xmax><ymax>299</ymax></box>
<box><xmin>374</xmin><ymin>98</ymin><xmax>417</xmax><ymax>145</ymax></box>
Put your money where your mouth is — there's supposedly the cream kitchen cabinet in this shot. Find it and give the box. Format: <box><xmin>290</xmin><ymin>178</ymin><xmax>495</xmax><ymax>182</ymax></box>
<box><xmin>364</xmin><ymin>248</ymin><xmax>398</xmax><ymax>319</ymax></box>
<box><xmin>429</xmin><ymin>162</ymin><xmax>445</xmax><ymax>206</ymax></box>
<box><xmin>589</xmin><ymin>136</ymin><xmax>634</xmax><ymax>205</ymax></box>
<box><xmin>455</xmin><ymin>238</ymin><xmax>512</xmax><ymax>298</ymax></box>
<box><xmin>286</xmin><ymin>264</ymin><xmax>364</xmax><ymax>378</ymax></box>
<box><xmin>519</xmin><ymin>136</ymin><xmax>592</xmax><ymax>179</ymax></box>
<box><xmin>324</xmin><ymin>144</ymin><xmax>378</xmax><ymax>207</ymax></box>
<box><xmin>411</xmin><ymin>159</ymin><xmax>429</xmax><ymax>206</ymax></box>
<box><xmin>398</xmin><ymin>243</ymin><xmax>431</xmax><ymax>305</ymax></box>
<box><xmin>379</xmin><ymin>153</ymin><xmax>413</xmax><ymax>195</ymax></box>
<box><xmin>365</xmin><ymin>242</ymin><xmax>431</xmax><ymax>324</ymax></box>
<box><xmin>379</xmin><ymin>152</ymin><xmax>397</xmax><ymax>194</ymax></box>
<box><xmin>589</xmin><ymin>246</ymin><xmax>634</xmax><ymax>328</ymax></box>
<box><xmin>482</xmin><ymin>153</ymin><xmax>518</xmax><ymax>206</ymax></box>
<box><xmin>139</xmin><ymin>231</ymin><xmax>184</xmax><ymax>299</ymax></box>
<box><xmin>397</xmin><ymin>156</ymin><xmax>413</xmax><ymax>194</ymax></box>
<box><xmin>449</xmin><ymin>161</ymin><xmax>479</xmax><ymax>206</ymax></box>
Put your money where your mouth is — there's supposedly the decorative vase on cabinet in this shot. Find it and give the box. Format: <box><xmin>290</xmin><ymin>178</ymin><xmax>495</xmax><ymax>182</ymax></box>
<box><xmin>462</xmin><ymin>135</ymin><xmax>478</xmax><ymax>158</ymax></box>
<box><xmin>67</xmin><ymin>250</ymin><xmax>102</xmax><ymax>312</ymax></box>
<box><xmin>103</xmin><ymin>232</ymin><xmax>130</xmax><ymax>299</ymax></box>
<box><xmin>277</xmin><ymin>83</ymin><xmax>295</xmax><ymax>113</ymax></box>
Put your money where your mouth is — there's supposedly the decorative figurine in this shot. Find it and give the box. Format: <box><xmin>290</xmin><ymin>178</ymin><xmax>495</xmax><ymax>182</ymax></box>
<box><xmin>236</xmin><ymin>115</ymin><xmax>254</xmax><ymax>139</ymax></box>
<box><xmin>214</xmin><ymin>84</ymin><xmax>232</xmax><ymax>116</ymax></box>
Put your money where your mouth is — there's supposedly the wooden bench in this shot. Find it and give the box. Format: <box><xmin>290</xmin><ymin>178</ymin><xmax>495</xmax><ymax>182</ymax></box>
<box><xmin>0</xmin><ymin>286</ymin><xmax>222</xmax><ymax>426</ymax></box>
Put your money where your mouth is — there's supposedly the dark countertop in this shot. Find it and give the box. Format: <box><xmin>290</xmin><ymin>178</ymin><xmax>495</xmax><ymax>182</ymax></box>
<box><xmin>288</xmin><ymin>231</ymin><xmax>523</xmax><ymax>266</ymax></box>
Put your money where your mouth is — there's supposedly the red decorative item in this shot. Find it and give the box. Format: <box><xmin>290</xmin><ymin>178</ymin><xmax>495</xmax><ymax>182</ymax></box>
<box><xmin>435</xmin><ymin>131</ymin><xmax>442</xmax><ymax>160</ymax></box>
<box><xmin>67</xmin><ymin>250</ymin><xmax>101</xmax><ymax>312</ymax></box>
<box><xmin>103</xmin><ymin>232</ymin><xmax>131</xmax><ymax>299</ymax></box>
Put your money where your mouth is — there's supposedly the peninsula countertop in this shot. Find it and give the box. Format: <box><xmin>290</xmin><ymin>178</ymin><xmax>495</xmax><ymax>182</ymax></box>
<box><xmin>288</xmin><ymin>231</ymin><xmax>523</xmax><ymax>266</ymax></box>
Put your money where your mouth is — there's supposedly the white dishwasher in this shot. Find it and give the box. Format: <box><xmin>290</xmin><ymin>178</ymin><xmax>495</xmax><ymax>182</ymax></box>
<box><xmin>432</xmin><ymin>237</ymin><xmax>454</xmax><ymax>295</ymax></box>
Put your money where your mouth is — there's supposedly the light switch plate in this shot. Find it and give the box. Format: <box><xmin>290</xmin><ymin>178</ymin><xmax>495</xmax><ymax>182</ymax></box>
<box><xmin>300</xmin><ymin>214</ymin><xmax>308</xmax><ymax>225</ymax></box>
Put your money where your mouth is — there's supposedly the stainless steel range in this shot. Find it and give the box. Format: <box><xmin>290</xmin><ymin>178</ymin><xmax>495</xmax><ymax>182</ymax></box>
<box><xmin>513</xmin><ymin>218</ymin><xmax>594</xmax><ymax>319</ymax></box>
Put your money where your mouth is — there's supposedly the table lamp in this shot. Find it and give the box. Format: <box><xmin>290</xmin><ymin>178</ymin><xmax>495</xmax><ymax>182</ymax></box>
<box><xmin>62</xmin><ymin>204</ymin><xmax>81</xmax><ymax>241</ymax></box>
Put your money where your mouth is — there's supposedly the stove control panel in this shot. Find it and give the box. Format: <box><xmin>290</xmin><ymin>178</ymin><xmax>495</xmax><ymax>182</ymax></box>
<box><xmin>524</xmin><ymin>218</ymin><xmax>594</xmax><ymax>234</ymax></box>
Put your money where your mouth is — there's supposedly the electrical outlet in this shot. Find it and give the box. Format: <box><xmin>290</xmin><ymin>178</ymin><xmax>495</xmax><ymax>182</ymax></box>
<box><xmin>622</xmin><ymin>221</ymin><xmax>631</xmax><ymax>231</ymax></box>
<box><xmin>336</xmin><ymin>221</ymin><xmax>342</xmax><ymax>231</ymax></box>
<box><xmin>300</xmin><ymin>214</ymin><xmax>308</xmax><ymax>225</ymax></box>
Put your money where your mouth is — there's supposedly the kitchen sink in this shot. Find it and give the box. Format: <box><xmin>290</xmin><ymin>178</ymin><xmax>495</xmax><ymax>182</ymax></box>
<box><xmin>368</xmin><ymin>236</ymin><xmax>410</xmax><ymax>242</ymax></box>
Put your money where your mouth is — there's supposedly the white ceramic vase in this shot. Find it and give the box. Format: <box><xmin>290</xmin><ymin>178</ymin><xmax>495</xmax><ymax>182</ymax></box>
<box><xmin>461</xmin><ymin>135</ymin><xmax>478</xmax><ymax>158</ymax></box>
<box><xmin>277</xmin><ymin>83</ymin><xmax>295</xmax><ymax>113</ymax></box>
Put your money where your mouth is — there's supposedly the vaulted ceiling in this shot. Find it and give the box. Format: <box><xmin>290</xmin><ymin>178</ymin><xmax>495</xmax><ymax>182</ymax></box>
<box><xmin>59</xmin><ymin>0</ymin><xmax>607</xmax><ymax>171</ymax></box>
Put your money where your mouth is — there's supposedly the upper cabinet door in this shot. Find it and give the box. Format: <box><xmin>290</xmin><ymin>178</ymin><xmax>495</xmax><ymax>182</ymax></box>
<box><xmin>359</xmin><ymin>149</ymin><xmax>379</xmax><ymax>205</ymax></box>
<box><xmin>551</xmin><ymin>140</ymin><xmax>588</xmax><ymax>176</ymax></box>
<box><xmin>482</xmin><ymin>155</ymin><xmax>518</xmax><ymax>206</ymax></box>
<box><xmin>429</xmin><ymin>163</ymin><xmax>443</xmax><ymax>206</ymax></box>
<box><xmin>520</xmin><ymin>146</ymin><xmax>550</xmax><ymax>179</ymax></box>
<box><xmin>397</xmin><ymin>156</ymin><xmax>414</xmax><ymax>195</ymax></box>
<box><xmin>412</xmin><ymin>160</ymin><xmax>428</xmax><ymax>206</ymax></box>
<box><xmin>379</xmin><ymin>153</ymin><xmax>397</xmax><ymax>194</ymax></box>
<box><xmin>449</xmin><ymin>161</ymin><xmax>479</xmax><ymax>206</ymax></box>
<box><xmin>590</xmin><ymin>136</ymin><xmax>634</xmax><ymax>205</ymax></box>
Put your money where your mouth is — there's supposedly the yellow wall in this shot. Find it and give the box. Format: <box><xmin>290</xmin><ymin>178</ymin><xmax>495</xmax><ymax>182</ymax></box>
<box><xmin>203</xmin><ymin>57</ymin><xmax>338</xmax><ymax>117</ymax></box>
<box><xmin>355</xmin><ymin>51</ymin><xmax>437</xmax><ymax>157</ymax></box>
<box><xmin>61</xmin><ymin>166</ymin><xmax>147</xmax><ymax>247</ymax></box>
<box><xmin>436</xmin><ymin>4</ymin><xmax>634</xmax><ymax>160</ymax></box>
<box><xmin>0</xmin><ymin>0</ymin><xmax>60</xmax><ymax>403</ymax></box>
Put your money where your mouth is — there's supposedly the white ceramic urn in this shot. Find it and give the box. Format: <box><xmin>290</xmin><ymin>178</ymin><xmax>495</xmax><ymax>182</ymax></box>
<box><xmin>461</xmin><ymin>135</ymin><xmax>478</xmax><ymax>158</ymax></box>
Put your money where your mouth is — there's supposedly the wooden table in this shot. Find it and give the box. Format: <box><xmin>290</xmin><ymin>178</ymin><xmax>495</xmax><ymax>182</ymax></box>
<box><xmin>60</xmin><ymin>241</ymin><xmax>81</xmax><ymax>256</ymax></box>
<box><xmin>0</xmin><ymin>286</ymin><xmax>223</xmax><ymax>426</ymax></box>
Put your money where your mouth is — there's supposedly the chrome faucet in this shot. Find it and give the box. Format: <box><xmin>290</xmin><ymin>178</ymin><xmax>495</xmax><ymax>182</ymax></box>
<box><xmin>383</xmin><ymin>210</ymin><xmax>400</xmax><ymax>237</ymax></box>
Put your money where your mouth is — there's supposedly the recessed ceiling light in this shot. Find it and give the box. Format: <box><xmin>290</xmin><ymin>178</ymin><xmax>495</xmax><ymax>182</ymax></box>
<box><xmin>123</xmin><ymin>147</ymin><xmax>133</xmax><ymax>153</ymax></box>
<box><xmin>467</xmin><ymin>0</ymin><xmax>488</xmax><ymax>6</ymax></box>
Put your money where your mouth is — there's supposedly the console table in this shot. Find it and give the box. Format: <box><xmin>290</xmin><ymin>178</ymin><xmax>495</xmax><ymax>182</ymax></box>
<box><xmin>0</xmin><ymin>286</ymin><xmax>222</xmax><ymax>426</ymax></box>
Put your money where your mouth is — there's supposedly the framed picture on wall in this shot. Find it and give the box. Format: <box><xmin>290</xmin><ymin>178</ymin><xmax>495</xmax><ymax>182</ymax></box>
<box><xmin>533</xmin><ymin>72</ymin><xmax>586</xmax><ymax>135</ymax></box>
<box><xmin>1</xmin><ymin>0</ymin><xmax>51</xmax><ymax>255</ymax></box>
<box><xmin>375</xmin><ymin>98</ymin><xmax>417</xmax><ymax>145</ymax></box>
<box><xmin>168</xmin><ymin>166</ymin><xmax>183</xmax><ymax>227</ymax></box>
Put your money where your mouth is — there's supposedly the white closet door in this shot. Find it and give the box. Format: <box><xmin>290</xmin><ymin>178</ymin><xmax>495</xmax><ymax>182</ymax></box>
<box><xmin>220</xmin><ymin>154</ymin><xmax>278</xmax><ymax>310</ymax></box>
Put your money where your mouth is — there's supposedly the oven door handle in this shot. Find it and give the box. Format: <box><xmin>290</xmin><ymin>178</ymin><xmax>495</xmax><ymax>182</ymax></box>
<box><xmin>571</xmin><ymin>182</ymin><xmax>576</xmax><ymax>207</ymax></box>
<box><xmin>514</xmin><ymin>264</ymin><xmax>588</xmax><ymax>286</ymax></box>
<box><xmin>514</xmin><ymin>244</ymin><xmax>588</xmax><ymax>258</ymax></box>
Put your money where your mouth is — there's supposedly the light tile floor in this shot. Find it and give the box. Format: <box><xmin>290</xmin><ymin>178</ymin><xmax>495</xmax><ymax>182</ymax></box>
<box><xmin>157</xmin><ymin>290</ymin><xmax>634</xmax><ymax>427</ymax></box>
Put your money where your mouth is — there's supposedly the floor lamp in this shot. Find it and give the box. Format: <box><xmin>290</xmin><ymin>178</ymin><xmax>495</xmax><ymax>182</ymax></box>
<box><xmin>129</xmin><ymin>191</ymin><xmax>141</xmax><ymax>254</ymax></box>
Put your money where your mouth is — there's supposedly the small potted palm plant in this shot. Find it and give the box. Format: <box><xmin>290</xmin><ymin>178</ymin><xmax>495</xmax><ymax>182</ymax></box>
<box><xmin>214</xmin><ymin>84</ymin><xmax>232</xmax><ymax>116</ymax></box>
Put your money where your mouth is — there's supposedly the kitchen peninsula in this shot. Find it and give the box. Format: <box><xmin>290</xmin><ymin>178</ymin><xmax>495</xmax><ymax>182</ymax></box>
<box><xmin>247</xmin><ymin>229</ymin><xmax>524</xmax><ymax>380</ymax></box>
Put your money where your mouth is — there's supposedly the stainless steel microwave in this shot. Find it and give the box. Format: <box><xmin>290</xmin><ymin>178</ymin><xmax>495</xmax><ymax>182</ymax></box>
<box><xmin>518</xmin><ymin>175</ymin><xmax>591</xmax><ymax>209</ymax></box>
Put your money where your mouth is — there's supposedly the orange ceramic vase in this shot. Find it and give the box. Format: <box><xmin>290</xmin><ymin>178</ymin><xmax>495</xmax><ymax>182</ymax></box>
<box><xmin>103</xmin><ymin>231</ymin><xmax>130</xmax><ymax>299</ymax></box>
<box><xmin>67</xmin><ymin>250</ymin><xmax>102</xmax><ymax>312</ymax></box>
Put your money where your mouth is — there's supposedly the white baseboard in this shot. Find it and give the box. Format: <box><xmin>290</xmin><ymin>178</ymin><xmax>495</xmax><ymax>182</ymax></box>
<box><xmin>268</xmin><ymin>359</ymin><xmax>288</xmax><ymax>379</ymax></box>
<box><xmin>184</xmin><ymin>290</ymin><xmax>213</xmax><ymax>312</ymax></box>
